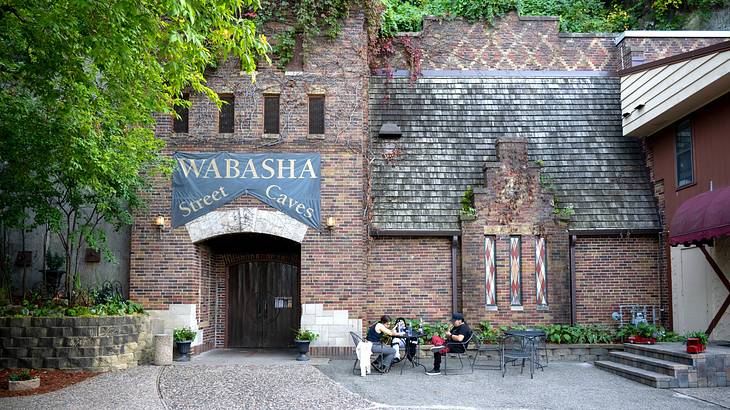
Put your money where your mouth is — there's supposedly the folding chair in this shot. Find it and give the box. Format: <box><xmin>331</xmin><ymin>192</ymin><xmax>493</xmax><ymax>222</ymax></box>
<box><xmin>349</xmin><ymin>331</ymin><xmax>385</xmax><ymax>376</ymax></box>
<box><xmin>442</xmin><ymin>333</ymin><xmax>474</xmax><ymax>375</ymax></box>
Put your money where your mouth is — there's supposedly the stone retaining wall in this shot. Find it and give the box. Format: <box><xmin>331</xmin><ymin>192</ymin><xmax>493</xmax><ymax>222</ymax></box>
<box><xmin>0</xmin><ymin>315</ymin><xmax>152</xmax><ymax>371</ymax></box>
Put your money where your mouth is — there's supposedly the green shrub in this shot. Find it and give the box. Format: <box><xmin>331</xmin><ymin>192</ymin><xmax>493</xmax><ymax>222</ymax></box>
<box><xmin>174</xmin><ymin>327</ymin><xmax>197</xmax><ymax>342</ymax></box>
<box><xmin>475</xmin><ymin>321</ymin><xmax>501</xmax><ymax>343</ymax></box>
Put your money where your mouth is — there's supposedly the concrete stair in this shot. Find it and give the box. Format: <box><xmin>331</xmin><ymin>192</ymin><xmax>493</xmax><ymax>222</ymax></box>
<box><xmin>595</xmin><ymin>343</ymin><xmax>695</xmax><ymax>389</ymax></box>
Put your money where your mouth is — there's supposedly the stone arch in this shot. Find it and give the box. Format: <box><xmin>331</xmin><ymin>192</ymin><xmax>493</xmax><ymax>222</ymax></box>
<box><xmin>185</xmin><ymin>207</ymin><xmax>309</xmax><ymax>244</ymax></box>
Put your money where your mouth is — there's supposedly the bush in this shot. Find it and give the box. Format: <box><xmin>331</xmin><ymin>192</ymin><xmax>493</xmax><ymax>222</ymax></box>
<box><xmin>294</xmin><ymin>328</ymin><xmax>319</xmax><ymax>341</ymax></box>
<box><xmin>542</xmin><ymin>324</ymin><xmax>615</xmax><ymax>344</ymax></box>
<box><xmin>174</xmin><ymin>327</ymin><xmax>197</xmax><ymax>343</ymax></box>
<box><xmin>9</xmin><ymin>369</ymin><xmax>34</xmax><ymax>381</ymax></box>
<box><xmin>475</xmin><ymin>321</ymin><xmax>501</xmax><ymax>343</ymax></box>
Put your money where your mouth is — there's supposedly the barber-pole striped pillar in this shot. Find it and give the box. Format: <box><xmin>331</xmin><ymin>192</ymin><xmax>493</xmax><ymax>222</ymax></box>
<box><xmin>484</xmin><ymin>236</ymin><xmax>496</xmax><ymax>306</ymax></box>
<box><xmin>509</xmin><ymin>236</ymin><xmax>521</xmax><ymax>306</ymax></box>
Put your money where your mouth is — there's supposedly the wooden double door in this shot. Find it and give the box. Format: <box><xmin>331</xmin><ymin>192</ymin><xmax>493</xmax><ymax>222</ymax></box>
<box><xmin>228</xmin><ymin>261</ymin><xmax>300</xmax><ymax>348</ymax></box>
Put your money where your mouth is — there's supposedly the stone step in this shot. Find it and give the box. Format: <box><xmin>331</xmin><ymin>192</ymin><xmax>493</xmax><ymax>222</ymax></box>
<box><xmin>609</xmin><ymin>351</ymin><xmax>690</xmax><ymax>377</ymax></box>
<box><xmin>595</xmin><ymin>360</ymin><xmax>676</xmax><ymax>389</ymax></box>
<box><xmin>623</xmin><ymin>343</ymin><xmax>696</xmax><ymax>366</ymax></box>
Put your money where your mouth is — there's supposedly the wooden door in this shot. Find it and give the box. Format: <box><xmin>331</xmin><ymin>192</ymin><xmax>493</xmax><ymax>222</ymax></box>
<box><xmin>228</xmin><ymin>261</ymin><xmax>300</xmax><ymax>348</ymax></box>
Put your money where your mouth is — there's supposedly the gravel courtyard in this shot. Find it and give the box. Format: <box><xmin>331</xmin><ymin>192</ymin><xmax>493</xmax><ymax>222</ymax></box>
<box><xmin>2</xmin><ymin>353</ymin><xmax>729</xmax><ymax>409</ymax></box>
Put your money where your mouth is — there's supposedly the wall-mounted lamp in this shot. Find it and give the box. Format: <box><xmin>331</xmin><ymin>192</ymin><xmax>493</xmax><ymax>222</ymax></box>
<box><xmin>154</xmin><ymin>215</ymin><xmax>166</xmax><ymax>229</ymax></box>
<box><xmin>325</xmin><ymin>216</ymin><xmax>337</xmax><ymax>230</ymax></box>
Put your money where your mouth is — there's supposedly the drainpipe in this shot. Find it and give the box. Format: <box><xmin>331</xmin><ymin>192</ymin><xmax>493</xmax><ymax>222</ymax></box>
<box><xmin>451</xmin><ymin>235</ymin><xmax>458</xmax><ymax>313</ymax></box>
<box><xmin>569</xmin><ymin>234</ymin><xmax>577</xmax><ymax>326</ymax></box>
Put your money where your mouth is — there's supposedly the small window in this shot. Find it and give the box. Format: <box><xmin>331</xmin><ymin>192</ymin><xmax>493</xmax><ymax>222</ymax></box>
<box><xmin>676</xmin><ymin>120</ymin><xmax>693</xmax><ymax>188</ymax></box>
<box><xmin>308</xmin><ymin>95</ymin><xmax>325</xmax><ymax>135</ymax></box>
<box><xmin>264</xmin><ymin>95</ymin><xmax>280</xmax><ymax>134</ymax></box>
<box><xmin>219</xmin><ymin>94</ymin><xmax>234</xmax><ymax>133</ymax></box>
<box><xmin>173</xmin><ymin>94</ymin><xmax>189</xmax><ymax>133</ymax></box>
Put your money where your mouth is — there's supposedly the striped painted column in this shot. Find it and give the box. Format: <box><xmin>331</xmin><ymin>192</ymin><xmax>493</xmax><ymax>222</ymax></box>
<box><xmin>509</xmin><ymin>236</ymin><xmax>522</xmax><ymax>306</ymax></box>
<box><xmin>484</xmin><ymin>236</ymin><xmax>496</xmax><ymax>306</ymax></box>
<box><xmin>535</xmin><ymin>237</ymin><xmax>548</xmax><ymax>306</ymax></box>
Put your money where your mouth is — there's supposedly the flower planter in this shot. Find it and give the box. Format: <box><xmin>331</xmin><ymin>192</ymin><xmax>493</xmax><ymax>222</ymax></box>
<box><xmin>295</xmin><ymin>340</ymin><xmax>311</xmax><ymax>361</ymax></box>
<box><xmin>9</xmin><ymin>377</ymin><xmax>40</xmax><ymax>391</ymax></box>
<box><xmin>627</xmin><ymin>335</ymin><xmax>656</xmax><ymax>344</ymax></box>
<box><xmin>175</xmin><ymin>340</ymin><xmax>192</xmax><ymax>362</ymax></box>
<box><xmin>686</xmin><ymin>337</ymin><xmax>706</xmax><ymax>354</ymax></box>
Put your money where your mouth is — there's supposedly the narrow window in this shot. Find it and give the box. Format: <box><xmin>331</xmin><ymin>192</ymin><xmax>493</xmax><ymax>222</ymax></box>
<box><xmin>264</xmin><ymin>95</ymin><xmax>280</xmax><ymax>134</ymax></box>
<box><xmin>484</xmin><ymin>236</ymin><xmax>497</xmax><ymax>307</ymax></box>
<box><xmin>308</xmin><ymin>95</ymin><xmax>325</xmax><ymax>135</ymax></box>
<box><xmin>509</xmin><ymin>236</ymin><xmax>522</xmax><ymax>306</ymax></box>
<box><xmin>535</xmin><ymin>237</ymin><xmax>548</xmax><ymax>306</ymax></box>
<box><xmin>219</xmin><ymin>94</ymin><xmax>234</xmax><ymax>133</ymax></box>
<box><xmin>676</xmin><ymin>120</ymin><xmax>693</xmax><ymax>188</ymax></box>
<box><xmin>173</xmin><ymin>93</ymin><xmax>189</xmax><ymax>133</ymax></box>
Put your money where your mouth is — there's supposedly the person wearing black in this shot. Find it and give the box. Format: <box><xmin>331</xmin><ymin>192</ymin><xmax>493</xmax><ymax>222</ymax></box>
<box><xmin>427</xmin><ymin>312</ymin><xmax>472</xmax><ymax>375</ymax></box>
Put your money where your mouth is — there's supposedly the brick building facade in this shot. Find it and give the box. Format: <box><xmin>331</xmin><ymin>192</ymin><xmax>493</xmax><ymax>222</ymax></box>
<box><xmin>126</xmin><ymin>10</ymin><xmax>729</xmax><ymax>354</ymax></box>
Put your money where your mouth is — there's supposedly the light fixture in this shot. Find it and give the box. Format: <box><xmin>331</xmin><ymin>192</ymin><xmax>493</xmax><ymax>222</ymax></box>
<box><xmin>154</xmin><ymin>215</ymin><xmax>166</xmax><ymax>229</ymax></box>
<box><xmin>325</xmin><ymin>216</ymin><xmax>337</xmax><ymax>230</ymax></box>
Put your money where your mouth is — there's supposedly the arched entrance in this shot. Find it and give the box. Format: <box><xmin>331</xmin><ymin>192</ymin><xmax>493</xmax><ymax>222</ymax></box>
<box><xmin>203</xmin><ymin>232</ymin><xmax>301</xmax><ymax>348</ymax></box>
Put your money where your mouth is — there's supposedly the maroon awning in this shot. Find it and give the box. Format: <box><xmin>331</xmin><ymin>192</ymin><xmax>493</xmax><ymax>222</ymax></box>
<box><xmin>669</xmin><ymin>186</ymin><xmax>730</xmax><ymax>246</ymax></box>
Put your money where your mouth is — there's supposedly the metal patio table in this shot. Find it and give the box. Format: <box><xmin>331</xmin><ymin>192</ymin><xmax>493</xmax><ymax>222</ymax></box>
<box><xmin>503</xmin><ymin>329</ymin><xmax>547</xmax><ymax>371</ymax></box>
<box><xmin>399</xmin><ymin>331</ymin><xmax>427</xmax><ymax>374</ymax></box>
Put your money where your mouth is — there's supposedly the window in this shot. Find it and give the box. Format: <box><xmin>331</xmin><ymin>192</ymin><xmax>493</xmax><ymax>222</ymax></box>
<box><xmin>535</xmin><ymin>237</ymin><xmax>548</xmax><ymax>306</ymax></box>
<box><xmin>308</xmin><ymin>95</ymin><xmax>325</xmax><ymax>135</ymax></box>
<box><xmin>219</xmin><ymin>94</ymin><xmax>234</xmax><ymax>133</ymax></box>
<box><xmin>509</xmin><ymin>236</ymin><xmax>522</xmax><ymax>306</ymax></box>
<box><xmin>676</xmin><ymin>120</ymin><xmax>693</xmax><ymax>188</ymax></box>
<box><xmin>173</xmin><ymin>93</ymin><xmax>189</xmax><ymax>133</ymax></box>
<box><xmin>264</xmin><ymin>95</ymin><xmax>280</xmax><ymax>134</ymax></box>
<box><xmin>484</xmin><ymin>236</ymin><xmax>497</xmax><ymax>307</ymax></box>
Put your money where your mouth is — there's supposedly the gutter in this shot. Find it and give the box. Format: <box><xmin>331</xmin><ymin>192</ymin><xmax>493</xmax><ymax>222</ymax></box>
<box><xmin>451</xmin><ymin>235</ymin><xmax>458</xmax><ymax>313</ymax></box>
<box><xmin>569</xmin><ymin>234</ymin><xmax>577</xmax><ymax>326</ymax></box>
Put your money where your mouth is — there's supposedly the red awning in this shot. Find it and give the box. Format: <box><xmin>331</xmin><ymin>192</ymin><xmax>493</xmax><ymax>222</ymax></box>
<box><xmin>669</xmin><ymin>186</ymin><xmax>730</xmax><ymax>246</ymax></box>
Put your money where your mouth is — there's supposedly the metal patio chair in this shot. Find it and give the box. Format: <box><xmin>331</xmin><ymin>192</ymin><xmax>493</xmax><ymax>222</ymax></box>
<box><xmin>350</xmin><ymin>331</ymin><xmax>385</xmax><ymax>376</ymax></box>
<box><xmin>440</xmin><ymin>332</ymin><xmax>474</xmax><ymax>375</ymax></box>
<box><xmin>500</xmin><ymin>334</ymin><xmax>536</xmax><ymax>379</ymax></box>
<box><xmin>471</xmin><ymin>336</ymin><xmax>501</xmax><ymax>371</ymax></box>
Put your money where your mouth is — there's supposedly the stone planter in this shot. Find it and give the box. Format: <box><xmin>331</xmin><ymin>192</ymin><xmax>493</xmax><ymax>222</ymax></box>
<box><xmin>175</xmin><ymin>341</ymin><xmax>192</xmax><ymax>362</ymax></box>
<box><xmin>295</xmin><ymin>340</ymin><xmax>311</xmax><ymax>361</ymax></box>
<box><xmin>9</xmin><ymin>377</ymin><xmax>40</xmax><ymax>391</ymax></box>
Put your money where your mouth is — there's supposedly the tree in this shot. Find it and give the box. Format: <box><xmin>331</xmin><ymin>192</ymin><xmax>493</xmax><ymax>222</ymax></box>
<box><xmin>0</xmin><ymin>0</ymin><xmax>270</xmax><ymax>298</ymax></box>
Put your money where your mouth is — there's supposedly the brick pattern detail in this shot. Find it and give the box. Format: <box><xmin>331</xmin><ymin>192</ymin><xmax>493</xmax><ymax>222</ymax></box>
<box><xmin>509</xmin><ymin>236</ymin><xmax>522</xmax><ymax>306</ymax></box>
<box><xmin>388</xmin><ymin>13</ymin><xmax>617</xmax><ymax>71</ymax></box>
<box><xmin>617</xmin><ymin>37</ymin><xmax>730</xmax><ymax>70</ymax></box>
<box><xmin>574</xmin><ymin>236</ymin><xmax>660</xmax><ymax>325</ymax></box>
<box><xmin>484</xmin><ymin>236</ymin><xmax>497</xmax><ymax>306</ymax></box>
<box><xmin>535</xmin><ymin>237</ymin><xmax>548</xmax><ymax>306</ymax></box>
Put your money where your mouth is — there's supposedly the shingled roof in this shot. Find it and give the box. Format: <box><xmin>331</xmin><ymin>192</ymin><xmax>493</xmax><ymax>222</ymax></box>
<box><xmin>369</xmin><ymin>73</ymin><xmax>660</xmax><ymax>233</ymax></box>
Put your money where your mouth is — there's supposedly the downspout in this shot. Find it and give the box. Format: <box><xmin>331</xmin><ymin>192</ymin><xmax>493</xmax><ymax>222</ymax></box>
<box><xmin>451</xmin><ymin>235</ymin><xmax>458</xmax><ymax>313</ymax></box>
<box><xmin>569</xmin><ymin>234</ymin><xmax>577</xmax><ymax>326</ymax></box>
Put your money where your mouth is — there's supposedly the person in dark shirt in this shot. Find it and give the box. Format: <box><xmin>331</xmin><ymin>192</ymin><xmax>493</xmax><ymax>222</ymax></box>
<box><xmin>427</xmin><ymin>312</ymin><xmax>472</xmax><ymax>375</ymax></box>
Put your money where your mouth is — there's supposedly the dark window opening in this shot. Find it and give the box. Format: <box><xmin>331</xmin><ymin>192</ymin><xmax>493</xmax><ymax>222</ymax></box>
<box><xmin>264</xmin><ymin>95</ymin><xmax>280</xmax><ymax>134</ymax></box>
<box><xmin>219</xmin><ymin>94</ymin><xmax>235</xmax><ymax>133</ymax></box>
<box><xmin>173</xmin><ymin>94</ymin><xmax>189</xmax><ymax>133</ymax></box>
<box><xmin>676</xmin><ymin>120</ymin><xmax>693</xmax><ymax>188</ymax></box>
<box><xmin>308</xmin><ymin>95</ymin><xmax>325</xmax><ymax>135</ymax></box>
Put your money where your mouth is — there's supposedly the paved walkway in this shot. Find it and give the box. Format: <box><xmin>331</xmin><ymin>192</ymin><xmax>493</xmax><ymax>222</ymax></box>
<box><xmin>2</xmin><ymin>351</ymin><xmax>729</xmax><ymax>409</ymax></box>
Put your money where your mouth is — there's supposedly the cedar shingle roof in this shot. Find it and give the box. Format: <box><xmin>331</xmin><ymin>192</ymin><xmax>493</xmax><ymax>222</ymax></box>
<box><xmin>369</xmin><ymin>74</ymin><xmax>660</xmax><ymax>232</ymax></box>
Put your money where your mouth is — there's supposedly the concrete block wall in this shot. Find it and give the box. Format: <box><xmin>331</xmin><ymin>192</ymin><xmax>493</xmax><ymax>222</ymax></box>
<box><xmin>301</xmin><ymin>303</ymin><xmax>362</xmax><ymax>348</ymax></box>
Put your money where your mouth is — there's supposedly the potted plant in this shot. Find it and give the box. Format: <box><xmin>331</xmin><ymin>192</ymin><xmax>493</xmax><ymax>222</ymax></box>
<box><xmin>685</xmin><ymin>331</ymin><xmax>708</xmax><ymax>353</ymax></box>
<box><xmin>294</xmin><ymin>329</ymin><xmax>318</xmax><ymax>361</ymax></box>
<box><xmin>173</xmin><ymin>327</ymin><xmax>197</xmax><ymax>362</ymax></box>
<box><xmin>8</xmin><ymin>369</ymin><xmax>40</xmax><ymax>391</ymax></box>
<box><xmin>627</xmin><ymin>322</ymin><xmax>657</xmax><ymax>344</ymax></box>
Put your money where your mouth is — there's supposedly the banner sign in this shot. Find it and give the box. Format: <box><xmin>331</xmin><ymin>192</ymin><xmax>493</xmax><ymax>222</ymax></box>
<box><xmin>171</xmin><ymin>152</ymin><xmax>321</xmax><ymax>229</ymax></box>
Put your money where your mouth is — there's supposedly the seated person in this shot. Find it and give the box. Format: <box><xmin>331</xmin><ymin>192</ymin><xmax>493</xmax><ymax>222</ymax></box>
<box><xmin>427</xmin><ymin>312</ymin><xmax>472</xmax><ymax>375</ymax></box>
<box><xmin>390</xmin><ymin>317</ymin><xmax>408</xmax><ymax>361</ymax></box>
<box><xmin>366</xmin><ymin>315</ymin><xmax>405</xmax><ymax>372</ymax></box>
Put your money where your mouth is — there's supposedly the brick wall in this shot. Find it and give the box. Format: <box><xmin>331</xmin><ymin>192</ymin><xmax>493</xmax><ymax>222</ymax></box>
<box><xmin>130</xmin><ymin>10</ymin><xmax>370</xmax><ymax>349</ymax></box>
<box><xmin>367</xmin><ymin>237</ymin><xmax>453</xmax><ymax>323</ymax></box>
<box><xmin>574</xmin><ymin>235</ymin><xmax>661</xmax><ymax>325</ymax></box>
<box><xmin>461</xmin><ymin>138</ymin><xmax>571</xmax><ymax>326</ymax></box>
<box><xmin>616</xmin><ymin>36</ymin><xmax>730</xmax><ymax>70</ymax></box>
